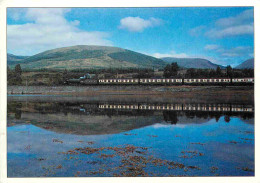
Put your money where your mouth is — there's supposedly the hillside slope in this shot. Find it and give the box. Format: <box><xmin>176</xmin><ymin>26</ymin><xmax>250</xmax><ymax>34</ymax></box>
<box><xmin>8</xmin><ymin>45</ymin><xmax>167</xmax><ymax>70</ymax></box>
<box><xmin>235</xmin><ymin>58</ymin><xmax>254</xmax><ymax>69</ymax></box>
<box><xmin>161</xmin><ymin>57</ymin><xmax>224</xmax><ymax>69</ymax></box>
<box><xmin>7</xmin><ymin>53</ymin><xmax>28</xmax><ymax>65</ymax></box>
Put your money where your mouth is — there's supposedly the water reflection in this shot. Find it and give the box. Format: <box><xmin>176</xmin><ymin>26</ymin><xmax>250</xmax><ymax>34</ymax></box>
<box><xmin>7</xmin><ymin>97</ymin><xmax>255</xmax><ymax>177</ymax></box>
<box><xmin>7</xmin><ymin>101</ymin><xmax>254</xmax><ymax>135</ymax></box>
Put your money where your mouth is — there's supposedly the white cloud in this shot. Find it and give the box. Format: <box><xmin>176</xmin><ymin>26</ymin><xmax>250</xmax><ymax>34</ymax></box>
<box><xmin>189</xmin><ymin>25</ymin><xmax>206</xmax><ymax>37</ymax></box>
<box><xmin>152</xmin><ymin>50</ymin><xmax>189</xmax><ymax>58</ymax></box>
<box><xmin>205</xmin><ymin>9</ymin><xmax>254</xmax><ymax>39</ymax></box>
<box><xmin>216</xmin><ymin>9</ymin><xmax>253</xmax><ymax>28</ymax></box>
<box><xmin>204</xmin><ymin>44</ymin><xmax>219</xmax><ymax>50</ymax></box>
<box><xmin>205</xmin><ymin>24</ymin><xmax>254</xmax><ymax>39</ymax></box>
<box><xmin>219</xmin><ymin>46</ymin><xmax>253</xmax><ymax>57</ymax></box>
<box><xmin>71</xmin><ymin>20</ymin><xmax>80</xmax><ymax>26</ymax></box>
<box><xmin>118</xmin><ymin>16</ymin><xmax>162</xmax><ymax>32</ymax></box>
<box><xmin>206</xmin><ymin>45</ymin><xmax>253</xmax><ymax>58</ymax></box>
<box><xmin>7</xmin><ymin>8</ymin><xmax>112</xmax><ymax>55</ymax></box>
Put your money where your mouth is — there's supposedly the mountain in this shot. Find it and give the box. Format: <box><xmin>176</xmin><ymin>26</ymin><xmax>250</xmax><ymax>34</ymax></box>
<box><xmin>235</xmin><ymin>58</ymin><xmax>254</xmax><ymax>69</ymax></box>
<box><xmin>161</xmin><ymin>57</ymin><xmax>224</xmax><ymax>69</ymax></box>
<box><xmin>7</xmin><ymin>53</ymin><xmax>28</xmax><ymax>65</ymax></box>
<box><xmin>8</xmin><ymin>45</ymin><xmax>167</xmax><ymax>70</ymax></box>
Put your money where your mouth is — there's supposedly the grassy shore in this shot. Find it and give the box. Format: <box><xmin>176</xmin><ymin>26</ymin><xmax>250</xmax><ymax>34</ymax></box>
<box><xmin>7</xmin><ymin>85</ymin><xmax>254</xmax><ymax>105</ymax></box>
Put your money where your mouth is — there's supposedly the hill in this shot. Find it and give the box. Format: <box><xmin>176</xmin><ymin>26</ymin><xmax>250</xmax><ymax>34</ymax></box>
<box><xmin>161</xmin><ymin>57</ymin><xmax>224</xmax><ymax>69</ymax></box>
<box><xmin>235</xmin><ymin>58</ymin><xmax>254</xmax><ymax>69</ymax></box>
<box><xmin>8</xmin><ymin>45</ymin><xmax>167</xmax><ymax>70</ymax></box>
<box><xmin>7</xmin><ymin>53</ymin><xmax>28</xmax><ymax>65</ymax></box>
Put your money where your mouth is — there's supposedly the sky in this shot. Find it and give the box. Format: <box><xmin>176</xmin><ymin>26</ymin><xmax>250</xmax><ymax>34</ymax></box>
<box><xmin>7</xmin><ymin>7</ymin><xmax>254</xmax><ymax>67</ymax></box>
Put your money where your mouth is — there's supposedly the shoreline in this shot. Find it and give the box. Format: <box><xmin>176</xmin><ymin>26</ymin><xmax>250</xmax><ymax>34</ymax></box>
<box><xmin>7</xmin><ymin>85</ymin><xmax>254</xmax><ymax>105</ymax></box>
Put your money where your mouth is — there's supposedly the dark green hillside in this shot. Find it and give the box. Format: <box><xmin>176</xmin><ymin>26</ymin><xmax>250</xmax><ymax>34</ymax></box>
<box><xmin>108</xmin><ymin>50</ymin><xmax>165</xmax><ymax>68</ymax></box>
<box><xmin>24</xmin><ymin>49</ymin><xmax>105</xmax><ymax>63</ymax></box>
<box><xmin>161</xmin><ymin>57</ymin><xmax>224</xmax><ymax>69</ymax></box>
<box><xmin>235</xmin><ymin>58</ymin><xmax>254</xmax><ymax>69</ymax></box>
<box><xmin>8</xmin><ymin>45</ymin><xmax>167</xmax><ymax>70</ymax></box>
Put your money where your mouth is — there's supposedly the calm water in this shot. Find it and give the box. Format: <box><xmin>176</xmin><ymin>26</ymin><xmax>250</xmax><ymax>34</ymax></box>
<box><xmin>7</xmin><ymin>97</ymin><xmax>254</xmax><ymax>177</ymax></box>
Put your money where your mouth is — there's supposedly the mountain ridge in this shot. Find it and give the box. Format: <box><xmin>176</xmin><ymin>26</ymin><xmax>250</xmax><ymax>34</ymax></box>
<box><xmin>8</xmin><ymin>45</ymin><xmax>167</xmax><ymax>70</ymax></box>
<box><xmin>161</xmin><ymin>57</ymin><xmax>225</xmax><ymax>69</ymax></box>
<box><xmin>235</xmin><ymin>58</ymin><xmax>254</xmax><ymax>69</ymax></box>
<box><xmin>8</xmin><ymin>45</ymin><xmax>252</xmax><ymax>70</ymax></box>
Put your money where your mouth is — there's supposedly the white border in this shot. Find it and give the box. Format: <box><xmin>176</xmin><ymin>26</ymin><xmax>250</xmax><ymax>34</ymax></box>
<box><xmin>0</xmin><ymin>0</ymin><xmax>259</xmax><ymax>183</ymax></box>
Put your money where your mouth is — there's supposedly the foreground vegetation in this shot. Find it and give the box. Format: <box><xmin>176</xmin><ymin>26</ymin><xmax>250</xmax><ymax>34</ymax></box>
<box><xmin>7</xmin><ymin>63</ymin><xmax>254</xmax><ymax>86</ymax></box>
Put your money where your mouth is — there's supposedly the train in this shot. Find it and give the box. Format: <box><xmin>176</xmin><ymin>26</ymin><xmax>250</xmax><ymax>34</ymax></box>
<box><xmin>65</xmin><ymin>74</ymin><xmax>254</xmax><ymax>85</ymax></box>
<box><xmin>98</xmin><ymin>103</ymin><xmax>254</xmax><ymax>112</ymax></box>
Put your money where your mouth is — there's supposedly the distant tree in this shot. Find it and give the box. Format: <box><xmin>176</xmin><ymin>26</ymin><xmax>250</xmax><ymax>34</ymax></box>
<box><xmin>186</xmin><ymin>68</ymin><xmax>196</xmax><ymax>78</ymax></box>
<box><xmin>216</xmin><ymin>66</ymin><xmax>222</xmax><ymax>77</ymax></box>
<box><xmin>196</xmin><ymin>69</ymin><xmax>203</xmax><ymax>77</ymax></box>
<box><xmin>7</xmin><ymin>64</ymin><xmax>23</xmax><ymax>85</ymax></box>
<box><xmin>14</xmin><ymin>64</ymin><xmax>22</xmax><ymax>85</ymax></box>
<box><xmin>7</xmin><ymin>66</ymin><xmax>12</xmax><ymax>80</ymax></box>
<box><xmin>171</xmin><ymin>62</ymin><xmax>179</xmax><ymax>76</ymax></box>
<box><xmin>52</xmin><ymin>73</ymin><xmax>63</xmax><ymax>85</ymax></box>
<box><xmin>62</xmin><ymin>69</ymin><xmax>69</xmax><ymax>82</ymax></box>
<box><xmin>15</xmin><ymin>64</ymin><xmax>22</xmax><ymax>76</ymax></box>
<box><xmin>242</xmin><ymin>68</ymin><xmax>254</xmax><ymax>77</ymax></box>
<box><xmin>209</xmin><ymin>69</ymin><xmax>216</xmax><ymax>78</ymax></box>
<box><xmin>163</xmin><ymin>64</ymin><xmax>171</xmax><ymax>78</ymax></box>
<box><xmin>226</xmin><ymin>65</ymin><xmax>233</xmax><ymax>78</ymax></box>
<box><xmin>163</xmin><ymin>62</ymin><xmax>179</xmax><ymax>78</ymax></box>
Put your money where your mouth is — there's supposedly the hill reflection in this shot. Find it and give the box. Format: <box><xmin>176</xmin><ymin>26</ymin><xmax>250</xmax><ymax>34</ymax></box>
<box><xmin>7</xmin><ymin>101</ymin><xmax>254</xmax><ymax>135</ymax></box>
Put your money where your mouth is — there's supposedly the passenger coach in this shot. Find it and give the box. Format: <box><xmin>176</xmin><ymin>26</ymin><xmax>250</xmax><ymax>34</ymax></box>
<box><xmin>140</xmin><ymin>78</ymin><xmax>182</xmax><ymax>85</ymax></box>
<box><xmin>183</xmin><ymin>78</ymin><xmax>231</xmax><ymax>85</ymax></box>
<box><xmin>98</xmin><ymin>78</ymin><xmax>139</xmax><ymax>85</ymax></box>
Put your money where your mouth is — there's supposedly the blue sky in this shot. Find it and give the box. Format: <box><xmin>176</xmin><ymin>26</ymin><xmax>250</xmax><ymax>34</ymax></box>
<box><xmin>7</xmin><ymin>7</ymin><xmax>254</xmax><ymax>66</ymax></box>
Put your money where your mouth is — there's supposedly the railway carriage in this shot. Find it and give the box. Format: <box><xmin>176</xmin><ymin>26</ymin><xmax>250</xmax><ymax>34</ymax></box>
<box><xmin>140</xmin><ymin>78</ymin><xmax>182</xmax><ymax>85</ymax></box>
<box><xmin>98</xmin><ymin>78</ymin><xmax>139</xmax><ymax>85</ymax></box>
<box><xmin>184</xmin><ymin>78</ymin><xmax>231</xmax><ymax>85</ymax></box>
<box><xmin>232</xmin><ymin>78</ymin><xmax>254</xmax><ymax>85</ymax></box>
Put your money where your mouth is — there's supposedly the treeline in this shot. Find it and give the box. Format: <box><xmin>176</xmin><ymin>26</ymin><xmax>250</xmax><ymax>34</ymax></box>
<box><xmin>7</xmin><ymin>64</ymin><xmax>22</xmax><ymax>85</ymax></box>
<box><xmin>163</xmin><ymin>63</ymin><xmax>254</xmax><ymax>78</ymax></box>
<box><xmin>8</xmin><ymin>64</ymin><xmax>65</xmax><ymax>86</ymax></box>
<box><xmin>7</xmin><ymin>63</ymin><xmax>254</xmax><ymax>86</ymax></box>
